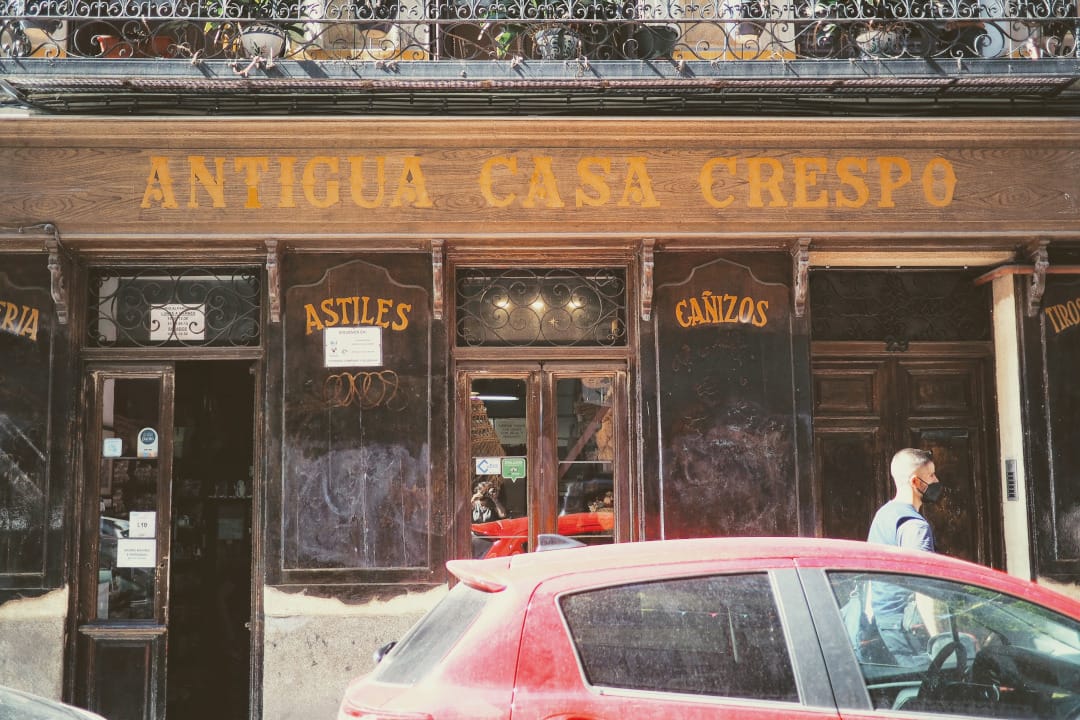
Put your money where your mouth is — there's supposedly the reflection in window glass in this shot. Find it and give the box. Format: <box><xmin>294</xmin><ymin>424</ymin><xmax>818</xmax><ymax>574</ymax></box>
<box><xmin>829</xmin><ymin>571</ymin><xmax>1080</xmax><ymax>718</ymax></box>
<box><xmin>372</xmin><ymin>582</ymin><xmax>490</xmax><ymax>686</ymax></box>
<box><xmin>556</xmin><ymin>377</ymin><xmax>614</xmax><ymax>546</ymax></box>
<box><xmin>97</xmin><ymin>378</ymin><xmax>160</xmax><ymax>620</ymax></box>
<box><xmin>469</xmin><ymin>379</ymin><xmax>527</xmax><ymax>558</ymax></box>
<box><xmin>561</xmin><ymin>574</ymin><xmax>797</xmax><ymax>701</ymax></box>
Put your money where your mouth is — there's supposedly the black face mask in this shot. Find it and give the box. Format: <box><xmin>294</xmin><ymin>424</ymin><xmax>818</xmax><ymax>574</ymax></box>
<box><xmin>920</xmin><ymin>480</ymin><xmax>945</xmax><ymax>504</ymax></box>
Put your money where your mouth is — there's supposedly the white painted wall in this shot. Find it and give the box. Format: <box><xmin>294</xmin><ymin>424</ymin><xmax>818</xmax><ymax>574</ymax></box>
<box><xmin>992</xmin><ymin>274</ymin><xmax>1033</xmax><ymax>580</ymax></box>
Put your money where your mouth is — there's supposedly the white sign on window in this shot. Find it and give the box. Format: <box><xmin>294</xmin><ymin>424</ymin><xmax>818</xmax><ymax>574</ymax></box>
<box><xmin>475</xmin><ymin>457</ymin><xmax>502</xmax><ymax>475</ymax></box>
<box><xmin>494</xmin><ymin>418</ymin><xmax>527</xmax><ymax>446</ymax></box>
<box><xmin>129</xmin><ymin>511</ymin><xmax>156</xmax><ymax>538</ymax></box>
<box><xmin>150</xmin><ymin>303</ymin><xmax>205</xmax><ymax>342</ymax></box>
<box><xmin>116</xmin><ymin>539</ymin><xmax>156</xmax><ymax>568</ymax></box>
<box><xmin>324</xmin><ymin>326</ymin><xmax>383</xmax><ymax>368</ymax></box>
<box><xmin>102</xmin><ymin>437</ymin><xmax>123</xmax><ymax>458</ymax></box>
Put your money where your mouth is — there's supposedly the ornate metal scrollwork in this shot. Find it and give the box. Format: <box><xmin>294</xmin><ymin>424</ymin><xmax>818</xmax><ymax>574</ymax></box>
<box><xmin>456</xmin><ymin>267</ymin><xmax>627</xmax><ymax>347</ymax></box>
<box><xmin>86</xmin><ymin>266</ymin><xmax>262</xmax><ymax>348</ymax></box>
<box><xmin>3</xmin><ymin>0</ymin><xmax>1074</xmax><ymax>62</ymax></box>
<box><xmin>810</xmin><ymin>269</ymin><xmax>991</xmax><ymax>343</ymax></box>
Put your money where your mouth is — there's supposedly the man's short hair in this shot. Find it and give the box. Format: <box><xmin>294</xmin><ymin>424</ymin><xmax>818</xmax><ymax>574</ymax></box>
<box><xmin>891</xmin><ymin>448</ymin><xmax>933</xmax><ymax>488</ymax></box>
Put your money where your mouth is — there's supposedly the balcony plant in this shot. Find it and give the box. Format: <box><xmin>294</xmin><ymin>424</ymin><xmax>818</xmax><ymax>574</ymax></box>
<box><xmin>202</xmin><ymin>0</ymin><xmax>305</xmax><ymax>57</ymax></box>
<box><xmin>480</xmin><ymin>0</ymin><xmax>633</xmax><ymax>59</ymax></box>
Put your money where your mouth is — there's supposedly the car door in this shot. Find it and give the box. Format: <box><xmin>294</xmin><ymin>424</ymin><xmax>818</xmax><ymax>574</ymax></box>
<box><xmin>511</xmin><ymin>560</ymin><xmax>842</xmax><ymax>720</ymax></box>
<box><xmin>798</xmin><ymin>563</ymin><xmax>1080</xmax><ymax>720</ymax></box>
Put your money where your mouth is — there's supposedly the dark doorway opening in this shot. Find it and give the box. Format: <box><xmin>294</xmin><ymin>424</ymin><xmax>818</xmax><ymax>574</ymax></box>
<box><xmin>168</xmin><ymin>361</ymin><xmax>254</xmax><ymax>720</ymax></box>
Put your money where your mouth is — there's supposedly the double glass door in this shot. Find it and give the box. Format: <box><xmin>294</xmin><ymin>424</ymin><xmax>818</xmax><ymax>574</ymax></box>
<box><xmin>461</xmin><ymin>363</ymin><xmax>630</xmax><ymax>558</ymax></box>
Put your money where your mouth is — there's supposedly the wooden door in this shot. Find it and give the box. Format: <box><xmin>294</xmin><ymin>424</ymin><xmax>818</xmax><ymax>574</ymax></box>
<box><xmin>457</xmin><ymin>362</ymin><xmax>630</xmax><ymax>557</ymax></box>
<box><xmin>812</xmin><ymin>343</ymin><xmax>1001</xmax><ymax>567</ymax></box>
<box><xmin>76</xmin><ymin>365</ymin><xmax>174</xmax><ymax>720</ymax></box>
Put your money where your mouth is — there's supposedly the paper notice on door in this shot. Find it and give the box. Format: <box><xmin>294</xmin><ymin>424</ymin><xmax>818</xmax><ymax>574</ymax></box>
<box><xmin>117</xmin><ymin>539</ymin><xmax>156</xmax><ymax>568</ymax></box>
<box><xmin>128</xmin><ymin>511</ymin><xmax>156</xmax><ymax>538</ymax></box>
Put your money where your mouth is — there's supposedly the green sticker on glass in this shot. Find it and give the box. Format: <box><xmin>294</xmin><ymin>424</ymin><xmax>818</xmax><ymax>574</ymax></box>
<box><xmin>501</xmin><ymin>457</ymin><xmax>526</xmax><ymax>480</ymax></box>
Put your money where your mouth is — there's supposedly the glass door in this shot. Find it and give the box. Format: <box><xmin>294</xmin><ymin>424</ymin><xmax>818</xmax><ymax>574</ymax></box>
<box><xmin>462</xmin><ymin>363</ymin><xmax>628</xmax><ymax>558</ymax></box>
<box><xmin>76</xmin><ymin>365</ymin><xmax>174</xmax><ymax>720</ymax></box>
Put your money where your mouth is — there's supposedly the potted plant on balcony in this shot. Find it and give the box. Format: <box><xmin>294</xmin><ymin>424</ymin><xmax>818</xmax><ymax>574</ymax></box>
<box><xmin>847</xmin><ymin>0</ymin><xmax>941</xmax><ymax>57</ymax></box>
<box><xmin>481</xmin><ymin>0</ymin><xmax>631</xmax><ymax>59</ymax></box>
<box><xmin>203</xmin><ymin>0</ymin><xmax>305</xmax><ymax>58</ymax></box>
<box><xmin>800</xmin><ymin>0</ymin><xmax>858</xmax><ymax>57</ymax></box>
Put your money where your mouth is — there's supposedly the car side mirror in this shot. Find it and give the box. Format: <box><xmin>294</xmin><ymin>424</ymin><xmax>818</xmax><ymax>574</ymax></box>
<box><xmin>373</xmin><ymin>640</ymin><xmax>397</xmax><ymax>664</ymax></box>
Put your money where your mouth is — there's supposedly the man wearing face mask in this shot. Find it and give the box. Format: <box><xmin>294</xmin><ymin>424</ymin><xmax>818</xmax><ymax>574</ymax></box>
<box><xmin>864</xmin><ymin>448</ymin><xmax>945</xmax><ymax>666</ymax></box>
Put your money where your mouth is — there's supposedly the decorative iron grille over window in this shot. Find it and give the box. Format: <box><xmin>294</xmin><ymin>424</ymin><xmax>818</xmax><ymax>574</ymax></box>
<box><xmin>809</xmin><ymin>270</ymin><xmax>990</xmax><ymax>344</ymax></box>
<box><xmin>456</xmin><ymin>268</ymin><xmax>627</xmax><ymax>347</ymax></box>
<box><xmin>86</xmin><ymin>267</ymin><xmax>261</xmax><ymax>348</ymax></box>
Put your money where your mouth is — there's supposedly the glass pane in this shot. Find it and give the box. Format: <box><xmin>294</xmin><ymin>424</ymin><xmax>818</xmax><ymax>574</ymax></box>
<box><xmin>828</xmin><ymin>571</ymin><xmax>1080</xmax><ymax>716</ymax></box>
<box><xmin>456</xmin><ymin>268</ymin><xmax>627</xmax><ymax>347</ymax></box>
<box><xmin>557</xmin><ymin>376</ymin><xmax>614</xmax><ymax>546</ymax></box>
<box><xmin>97</xmin><ymin>378</ymin><xmax>161</xmax><ymax>620</ymax></box>
<box><xmin>561</xmin><ymin>574</ymin><xmax>797</xmax><ymax>701</ymax></box>
<box><xmin>469</xmin><ymin>379</ymin><xmax>528</xmax><ymax>558</ymax></box>
<box><xmin>87</xmin><ymin>268</ymin><xmax>261</xmax><ymax>348</ymax></box>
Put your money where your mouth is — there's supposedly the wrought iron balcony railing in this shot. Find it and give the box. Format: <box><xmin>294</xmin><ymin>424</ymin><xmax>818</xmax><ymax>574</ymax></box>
<box><xmin>1</xmin><ymin>0</ymin><xmax>1077</xmax><ymax>62</ymax></box>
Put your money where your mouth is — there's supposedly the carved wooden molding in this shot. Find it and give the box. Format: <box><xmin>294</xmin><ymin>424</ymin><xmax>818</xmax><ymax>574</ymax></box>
<box><xmin>43</xmin><ymin>226</ymin><xmax>68</xmax><ymax>325</ymax></box>
<box><xmin>792</xmin><ymin>238</ymin><xmax>810</xmax><ymax>318</ymax></box>
<box><xmin>1027</xmin><ymin>239</ymin><xmax>1050</xmax><ymax>318</ymax></box>
<box><xmin>266</xmin><ymin>240</ymin><xmax>281</xmax><ymax>324</ymax></box>
<box><xmin>640</xmin><ymin>238</ymin><xmax>655</xmax><ymax>322</ymax></box>
<box><xmin>432</xmin><ymin>239</ymin><xmax>444</xmax><ymax>321</ymax></box>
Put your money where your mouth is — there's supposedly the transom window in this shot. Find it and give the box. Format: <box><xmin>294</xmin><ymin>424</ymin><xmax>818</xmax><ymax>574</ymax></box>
<box><xmin>86</xmin><ymin>268</ymin><xmax>261</xmax><ymax>348</ymax></box>
<box><xmin>455</xmin><ymin>268</ymin><xmax>627</xmax><ymax>347</ymax></box>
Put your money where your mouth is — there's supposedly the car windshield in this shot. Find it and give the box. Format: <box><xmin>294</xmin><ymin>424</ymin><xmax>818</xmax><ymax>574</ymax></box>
<box><xmin>830</xmin><ymin>571</ymin><xmax>1080</xmax><ymax>718</ymax></box>
<box><xmin>371</xmin><ymin>582</ymin><xmax>490</xmax><ymax>686</ymax></box>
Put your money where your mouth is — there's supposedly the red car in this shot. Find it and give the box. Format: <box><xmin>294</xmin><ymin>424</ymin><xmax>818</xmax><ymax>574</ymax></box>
<box><xmin>337</xmin><ymin>536</ymin><xmax>1080</xmax><ymax>720</ymax></box>
<box><xmin>471</xmin><ymin>512</ymin><xmax>615</xmax><ymax>558</ymax></box>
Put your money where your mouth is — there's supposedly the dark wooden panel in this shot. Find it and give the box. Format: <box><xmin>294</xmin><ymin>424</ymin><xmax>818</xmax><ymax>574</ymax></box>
<box><xmin>0</xmin><ymin>262</ymin><xmax>55</xmax><ymax>583</ymax></box>
<box><xmin>281</xmin><ymin>254</ymin><xmax>432</xmax><ymax>571</ymax></box>
<box><xmin>812</xmin><ymin>341</ymin><xmax>997</xmax><ymax>567</ymax></box>
<box><xmin>1038</xmin><ymin>276</ymin><xmax>1080</xmax><ymax>565</ymax></box>
<box><xmin>655</xmin><ymin>254</ymin><xmax>798</xmax><ymax>538</ymax></box>
<box><xmin>902</xmin><ymin>366</ymin><xmax>975</xmax><ymax>414</ymax></box>
<box><xmin>813</xmin><ymin>368</ymin><xmax>881</xmax><ymax>416</ymax></box>
<box><xmin>815</xmin><ymin>429</ymin><xmax>883</xmax><ymax>542</ymax></box>
<box><xmin>83</xmin><ymin>630</ymin><xmax>164</xmax><ymax>720</ymax></box>
<box><xmin>908</xmin><ymin>427</ymin><xmax>980</xmax><ymax>564</ymax></box>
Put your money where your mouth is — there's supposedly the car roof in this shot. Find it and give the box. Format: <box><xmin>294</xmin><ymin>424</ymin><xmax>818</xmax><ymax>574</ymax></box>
<box><xmin>447</xmin><ymin>536</ymin><xmax>1065</xmax><ymax>601</ymax></box>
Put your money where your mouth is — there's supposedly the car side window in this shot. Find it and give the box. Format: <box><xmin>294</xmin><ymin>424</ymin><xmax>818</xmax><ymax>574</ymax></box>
<box><xmin>828</xmin><ymin>571</ymin><xmax>1080</xmax><ymax>719</ymax></box>
<box><xmin>560</xmin><ymin>573</ymin><xmax>798</xmax><ymax>702</ymax></box>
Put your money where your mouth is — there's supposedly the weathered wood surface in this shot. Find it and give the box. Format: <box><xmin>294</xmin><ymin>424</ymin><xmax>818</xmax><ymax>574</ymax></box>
<box><xmin>2</xmin><ymin>117</ymin><xmax>1079</xmax><ymax>246</ymax></box>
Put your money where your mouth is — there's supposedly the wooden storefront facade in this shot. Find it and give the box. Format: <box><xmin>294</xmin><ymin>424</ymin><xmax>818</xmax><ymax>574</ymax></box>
<box><xmin>2</xmin><ymin>115</ymin><xmax>1080</xmax><ymax>720</ymax></box>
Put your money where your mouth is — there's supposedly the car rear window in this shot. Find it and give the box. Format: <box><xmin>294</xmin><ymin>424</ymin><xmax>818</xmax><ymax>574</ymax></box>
<box><xmin>372</xmin><ymin>582</ymin><xmax>490</xmax><ymax>685</ymax></box>
<box><xmin>560</xmin><ymin>573</ymin><xmax>798</xmax><ymax>701</ymax></box>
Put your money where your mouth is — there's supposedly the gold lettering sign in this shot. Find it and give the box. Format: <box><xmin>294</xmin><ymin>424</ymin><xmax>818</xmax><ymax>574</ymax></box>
<box><xmin>0</xmin><ymin>300</ymin><xmax>41</xmax><ymax>342</ymax></box>
<box><xmin>303</xmin><ymin>295</ymin><xmax>412</xmax><ymax>335</ymax></box>
<box><xmin>140</xmin><ymin>153</ymin><xmax>956</xmax><ymax>212</ymax></box>
<box><xmin>1045</xmin><ymin>297</ymin><xmax>1080</xmax><ymax>335</ymax></box>
<box><xmin>674</xmin><ymin>291</ymin><xmax>769</xmax><ymax>328</ymax></box>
